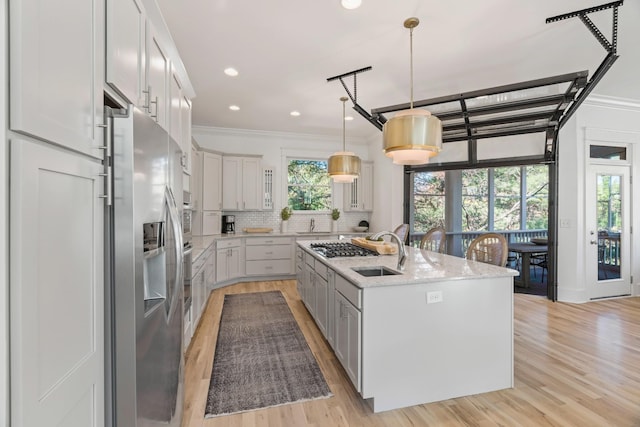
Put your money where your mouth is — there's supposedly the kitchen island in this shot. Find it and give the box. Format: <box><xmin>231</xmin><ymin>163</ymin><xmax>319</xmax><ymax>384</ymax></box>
<box><xmin>297</xmin><ymin>240</ymin><xmax>518</xmax><ymax>413</ymax></box>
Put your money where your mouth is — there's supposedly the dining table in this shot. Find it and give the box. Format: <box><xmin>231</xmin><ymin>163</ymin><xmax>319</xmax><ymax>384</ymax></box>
<box><xmin>508</xmin><ymin>242</ymin><xmax>548</xmax><ymax>288</ymax></box>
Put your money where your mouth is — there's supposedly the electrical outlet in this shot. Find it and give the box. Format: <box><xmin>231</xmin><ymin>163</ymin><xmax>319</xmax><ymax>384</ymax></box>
<box><xmin>560</xmin><ymin>218</ymin><xmax>571</xmax><ymax>228</ymax></box>
<box><xmin>426</xmin><ymin>291</ymin><xmax>443</xmax><ymax>304</ymax></box>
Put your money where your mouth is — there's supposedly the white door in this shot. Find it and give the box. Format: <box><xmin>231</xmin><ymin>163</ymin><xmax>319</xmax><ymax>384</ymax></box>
<box><xmin>10</xmin><ymin>139</ymin><xmax>104</xmax><ymax>427</ymax></box>
<box><xmin>222</xmin><ymin>157</ymin><xmax>241</xmax><ymax>210</ymax></box>
<box><xmin>202</xmin><ymin>153</ymin><xmax>222</xmax><ymax>211</ymax></box>
<box><xmin>586</xmin><ymin>164</ymin><xmax>631</xmax><ymax>299</ymax></box>
<box><xmin>146</xmin><ymin>27</ymin><xmax>168</xmax><ymax>129</ymax></box>
<box><xmin>242</xmin><ymin>157</ymin><xmax>262</xmax><ymax>210</ymax></box>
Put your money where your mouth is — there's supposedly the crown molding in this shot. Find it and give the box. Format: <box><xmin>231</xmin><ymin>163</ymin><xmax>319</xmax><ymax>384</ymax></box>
<box><xmin>585</xmin><ymin>94</ymin><xmax>640</xmax><ymax>111</ymax></box>
<box><xmin>191</xmin><ymin>125</ymin><xmax>370</xmax><ymax>145</ymax></box>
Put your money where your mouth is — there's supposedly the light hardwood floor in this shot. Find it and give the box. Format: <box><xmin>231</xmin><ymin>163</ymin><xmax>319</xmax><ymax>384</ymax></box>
<box><xmin>182</xmin><ymin>280</ymin><xmax>640</xmax><ymax>427</ymax></box>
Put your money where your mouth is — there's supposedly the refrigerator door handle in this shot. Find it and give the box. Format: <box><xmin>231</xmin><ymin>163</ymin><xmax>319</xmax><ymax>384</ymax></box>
<box><xmin>165</xmin><ymin>186</ymin><xmax>184</xmax><ymax>318</ymax></box>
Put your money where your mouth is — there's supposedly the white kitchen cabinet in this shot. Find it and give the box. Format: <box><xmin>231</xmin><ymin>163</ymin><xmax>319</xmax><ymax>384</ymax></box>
<box><xmin>146</xmin><ymin>24</ymin><xmax>168</xmax><ymax>130</ymax></box>
<box><xmin>203</xmin><ymin>152</ymin><xmax>222</xmax><ymax>211</ymax></box>
<box><xmin>181</xmin><ymin>96</ymin><xmax>192</xmax><ymax>175</ymax></box>
<box><xmin>296</xmin><ymin>249</ymin><xmax>304</xmax><ymax>297</ymax></box>
<box><xmin>326</xmin><ymin>269</ymin><xmax>336</xmax><ymax>349</ymax></box>
<box><xmin>245</xmin><ymin>236</ymin><xmax>294</xmax><ymax>276</ymax></box>
<box><xmin>169</xmin><ymin>70</ymin><xmax>182</xmax><ymax>146</ymax></box>
<box><xmin>202</xmin><ymin>211</ymin><xmax>221</xmax><ymax>236</ymax></box>
<box><xmin>334</xmin><ymin>288</ymin><xmax>361</xmax><ymax>392</ymax></box>
<box><xmin>106</xmin><ymin>0</ymin><xmax>146</xmax><ymax>107</ymax></box>
<box><xmin>216</xmin><ymin>239</ymin><xmax>242</xmax><ymax>283</ymax></box>
<box><xmin>222</xmin><ymin>156</ymin><xmax>262</xmax><ymax>210</ymax></box>
<box><xmin>314</xmin><ymin>265</ymin><xmax>329</xmax><ymax>338</ymax></box>
<box><xmin>191</xmin><ymin>260</ymin><xmax>206</xmax><ymax>333</ymax></box>
<box><xmin>344</xmin><ymin>161</ymin><xmax>374</xmax><ymax>212</ymax></box>
<box><xmin>10</xmin><ymin>139</ymin><xmax>105</xmax><ymax>426</ymax></box>
<box><xmin>10</xmin><ymin>0</ymin><xmax>105</xmax><ymax>159</ymax></box>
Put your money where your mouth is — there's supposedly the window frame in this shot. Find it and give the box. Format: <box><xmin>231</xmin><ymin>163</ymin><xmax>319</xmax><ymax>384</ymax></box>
<box><xmin>285</xmin><ymin>156</ymin><xmax>334</xmax><ymax>214</ymax></box>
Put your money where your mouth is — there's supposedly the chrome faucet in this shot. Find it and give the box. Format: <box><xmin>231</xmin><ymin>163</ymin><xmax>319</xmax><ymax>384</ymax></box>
<box><xmin>371</xmin><ymin>231</ymin><xmax>407</xmax><ymax>271</ymax></box>
<box><xmin>310</xmin><ymin>218</ymin><xmax>315</xmax><ymax>232</ymax></box>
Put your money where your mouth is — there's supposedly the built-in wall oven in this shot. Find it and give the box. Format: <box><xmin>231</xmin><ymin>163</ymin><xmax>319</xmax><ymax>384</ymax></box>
<box><xmin>183</xmin><ymin>190</ymin><xmax>193</xmax><ymax>311</ymax></box>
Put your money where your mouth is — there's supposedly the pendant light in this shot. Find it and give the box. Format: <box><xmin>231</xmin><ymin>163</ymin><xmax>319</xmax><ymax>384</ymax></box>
<box><xmin>328</xmin><ymin>96</ymin><xmax>361</xmax><ymax>183</ymax></box>
<box><xmin>382</xmin><ymin>17</ymin><xmax>443</xmax><ymax>165</ymax></box>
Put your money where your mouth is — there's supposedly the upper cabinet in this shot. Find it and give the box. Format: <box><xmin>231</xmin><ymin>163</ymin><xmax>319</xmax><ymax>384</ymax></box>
<box><xmin>106</xmin><ymin>0</ymin><xmax>195</xmax><ymax>148</ymax></box>
<box><xmin>344</xmin><ymin>161</ymin><xmax>374</xmax><ymax>212</ymax></box>
<box><xmin>145</xmin><ymin>26</ymin><xmax>169</xmax><ymax>129</ymax></box>
<box><xmin>10</xmin><ymin>0</ymin><xmax>105</xmax><ymax>159</ymax></box>
<box><xmin>222</xmin><ymin>156</ymin><xmax>262</xmax><ymax>211</ymax></box>
<box><xmin>202</xmin><ymin>152</ymin><xmax>222</xmax><ymax>211</ymax></box>
<box><xmin>106</xmin><ymin>0</ymin><xmax>146</xmax><ymax>107</ymax></box>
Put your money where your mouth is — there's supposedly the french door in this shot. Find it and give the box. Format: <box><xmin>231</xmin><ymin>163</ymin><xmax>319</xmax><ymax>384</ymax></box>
<box><xmin>585</xmin><ymin>164</ymin><xmax>631</xmax><ymax>299</ymax></box>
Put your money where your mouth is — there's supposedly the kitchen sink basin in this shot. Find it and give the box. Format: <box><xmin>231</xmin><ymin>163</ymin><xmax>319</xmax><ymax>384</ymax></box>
<box><xmin>296</xmin><ymin>231</ymin><xmax>331</xmax><ymax>234</ymax></box>
<box><xmin>352</xmin><ymin>266</ymin><xmax>401</xmax><ymax>277</ymax></box>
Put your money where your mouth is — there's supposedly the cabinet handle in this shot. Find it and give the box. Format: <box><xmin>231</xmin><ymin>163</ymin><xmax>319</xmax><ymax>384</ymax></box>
<box><xmin>265</xmin><ymin>251</ymin><xmax>273</xmax><ymax>255</ymax></box>
<box><xmin>150</xmin><ymin>97</ymin><xmax>158</xmax><ymax>121</ymax></box>
<box><xmin>142</xmin><ymin>87</ymin><xmax>151</xmax><ymax>111</ymax></box>
<box><xmin>243</xmin><ymin>201</ymin><xmax>246</xmax><ymax>210</ymax></box>
<box><xmin>265</xmin><ymin>266</ymin><xmax>273</xmax><ymax>270</ymax></box>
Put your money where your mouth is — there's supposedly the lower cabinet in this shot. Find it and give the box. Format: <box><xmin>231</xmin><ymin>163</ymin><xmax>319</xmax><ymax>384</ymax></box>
<box><xmin>334</xmin><ymin>289</ymin><xmax>361</xmax><ymax>392</ymax></box>
<box><xmin>191</xmin><ymin>256</ymin><xmax>206</xmax><ymax>331</ymax></box>
<box><xmin>216</xmin><ymin>238</ymin><xmax>242</xmax><ymax>283</ymax></box>
<box><xmin>326</xmin><ymin>269</ymin><xmax>336</xmax><ymax>349</ymax></box>
<box><xmin>314</xmin><ymin>264</ymin><xmax>328</xmax><ymax>338</ymax></box>
<box><xmin>245</xmin><ymin>236</ymin><xmax>293</xmax><ymax>275</ymax></box>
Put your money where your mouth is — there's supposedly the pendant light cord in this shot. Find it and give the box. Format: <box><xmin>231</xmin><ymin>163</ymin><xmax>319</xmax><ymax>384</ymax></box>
<box><xmin>409</xmin><ymin>26</ymin><xmax>414</xmax><ymax>110</ymax></box>
<box><xmin>342</xmin><ymin>98</ymin><xmax>347</xmax><ymax>151</ymax></box>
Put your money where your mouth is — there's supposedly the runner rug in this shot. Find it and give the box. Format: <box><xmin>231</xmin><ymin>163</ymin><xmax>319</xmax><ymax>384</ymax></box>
<box><xmin>205</xmin><ymin>291</ymin><xmax>332</xmax><ymax>417</ymax></box>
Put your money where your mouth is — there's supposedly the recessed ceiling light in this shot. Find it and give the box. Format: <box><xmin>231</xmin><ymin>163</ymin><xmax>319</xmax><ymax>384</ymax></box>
<box><xmin>229</xmin><ymin>105</ymin><xmax>240</xmax><ymax>111</ymax></box>
<box><xmin>224</xmin><ymin>67</ymin><xmax>239</xmax><ymax>77</ymax></box>
<box><xmin>341</xmin><ymin>0</ymin><xmax>362</xmax><ymax>10</ymax></box>
<box><xmin>290</xmin><ymin>111</ymin><xmax>301</xmax><ymax>117</ymax></box>
<box><xmin>344</xmin><ymin>116</ymin><xmax>354</xmax><ymax>121</ymax></box>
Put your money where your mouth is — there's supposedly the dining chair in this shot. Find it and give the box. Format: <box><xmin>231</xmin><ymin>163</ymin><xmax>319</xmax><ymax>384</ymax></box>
<box><xmin>393</xmin><ymin>223</ymin><xmax>409</xmax><ymax>244</ymax></box>
<box><xmin>419</xmin><ymin>227</ymin><xmax>446</xmax><ymax>253</ymax></box>
<box><xmin>466</xmin><ymin>233</ymin><xmax>508</xmax><ymax>267</ymax></box>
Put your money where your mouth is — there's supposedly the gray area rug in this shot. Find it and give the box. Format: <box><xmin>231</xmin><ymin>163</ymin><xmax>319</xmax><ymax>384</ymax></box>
<box><xmin>205</xmin><ymin>291</ymin><xmax>332</xmax><ymax>417</ymax></box>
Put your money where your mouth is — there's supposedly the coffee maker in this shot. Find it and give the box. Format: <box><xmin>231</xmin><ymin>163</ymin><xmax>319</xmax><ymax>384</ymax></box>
<box><xmin>222</xmin><ymin>215</ymin><xmax>235</xmax><ymax>234</ymax></box>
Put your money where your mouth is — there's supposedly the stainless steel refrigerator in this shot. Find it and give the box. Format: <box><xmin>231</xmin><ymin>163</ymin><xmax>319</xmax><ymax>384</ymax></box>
<box><xmin>105</xmin><ymin>106</ymin><xmax>184</xmax><ymax>427</ymax></box>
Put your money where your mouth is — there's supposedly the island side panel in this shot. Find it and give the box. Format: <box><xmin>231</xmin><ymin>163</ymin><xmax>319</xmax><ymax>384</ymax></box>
<box><xmin>361</xmin><ymin>276</ymin><xmax>513</xmax><ymax>413</ymax></box>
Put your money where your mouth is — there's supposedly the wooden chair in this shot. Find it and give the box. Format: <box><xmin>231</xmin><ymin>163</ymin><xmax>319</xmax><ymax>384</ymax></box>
<box><xmin>393</xmin><ymin>224</ymin><xmax>409</xmax><ymax>244</ymax></box>
<box><xmin>419</xmin><ymin>227</ymin><xmax>446</xmax><ymax>253</ymax></box>
<box><xmin>466</xmin><ymin>233</ymin><xmax>508</xmax><ymax>267</ymax></box>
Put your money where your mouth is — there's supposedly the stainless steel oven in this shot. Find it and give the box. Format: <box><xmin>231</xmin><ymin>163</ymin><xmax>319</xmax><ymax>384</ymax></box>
<box><xmin>182</xmin><ymin>190</ymin><xmax>192</xmax><ymax>244</ymax></box>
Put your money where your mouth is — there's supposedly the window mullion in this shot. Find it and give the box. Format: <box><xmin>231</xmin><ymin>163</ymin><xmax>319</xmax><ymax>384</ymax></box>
<box><xmin>488</xmin><ymin>169</ymin><xmax>495</xmax><ymax>231</ymax></box>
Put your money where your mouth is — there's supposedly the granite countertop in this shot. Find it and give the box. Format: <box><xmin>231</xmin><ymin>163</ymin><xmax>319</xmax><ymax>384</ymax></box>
<box><xmin>297</xmin><ymin>240</ymin><xmax>518</xmax><ymax>289</ymax></box>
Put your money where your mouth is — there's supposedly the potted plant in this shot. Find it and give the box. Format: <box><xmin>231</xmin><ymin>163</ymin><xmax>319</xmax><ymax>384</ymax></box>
<box><xmin>331</xmin><ymin>208</ymin><xmax>340</xmax><ymax>233</ymax></box>
<box><xmin>280</xmin><ymin>207</ymin><xmax>292</xmax><ymax>232</ymax></box>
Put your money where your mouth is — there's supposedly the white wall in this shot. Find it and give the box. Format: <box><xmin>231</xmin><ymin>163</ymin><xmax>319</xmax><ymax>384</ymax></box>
<box><xmin>368</xmin><ymin>134</ymin><xmax>405</xmax><ymax>232</ymax></box>
<box><xmin>557</xmin><ymin>95</ymin><xmax>640</xmax><ymax>302</ymax></box>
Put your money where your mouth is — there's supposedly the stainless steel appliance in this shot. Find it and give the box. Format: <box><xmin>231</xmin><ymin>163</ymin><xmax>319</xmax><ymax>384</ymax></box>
<box><xmin>182</xmin><ymin>191</ymin><xmax>193</xmax><ymax>312</ymax></box>
<box><xmin>222</xmin><ymin>214</ymin><xmax>235</xmax><ymax>234</ymax></box>
<box><xmin>310</xmin><ymin>242</ymin><xmax>379</xmax><ymax>258</ymax></box>
<box><xmin>105</xmin><ymin>106</ymin><xmax>184</xmax><ymax>427</ymax></box>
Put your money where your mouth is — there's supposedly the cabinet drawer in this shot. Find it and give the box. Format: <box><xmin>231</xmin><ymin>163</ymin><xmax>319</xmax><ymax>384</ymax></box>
<box><xmin>245</xmin><ymin>259</ymin><xmax>292</xmax><ymax>276</ymax></box>
<box><xmin>314</xmin><ymin>262</ymin><xmax>328</xmax><ymax>280</ymax></box>
<box><xmin>335</xmin><ymin>273</ymin><xmax>361</xmax><ymax>309</ymax></box>
<box><xmin>245</xmin><ymin>245</ymin><xmax>291</xmax><ymax>261</ymax></box>
<box><xmin>305</xmin><ymin>253</ymin><xmax>315</xmax><ymax>269</ymax></box>
<box><xmin>216</xmin><ymin>238</ymin><xmax>241</xmax><ymax>249</ymax></box>
<box><xmin>245</xmin><ymin>236</ymin><xmax>293</xmax><ymax>246</ymax></box>
<box><xmin>192</xmin><ymin>252</ymin><xmax>208</xmax><ymax>275</ymax></box>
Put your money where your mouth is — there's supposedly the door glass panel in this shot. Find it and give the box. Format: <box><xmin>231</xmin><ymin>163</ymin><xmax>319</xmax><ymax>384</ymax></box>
<box><xmin>596</xmin><ymin>174</ymin><xmax>622</xmax><ymax>281</ymax></box>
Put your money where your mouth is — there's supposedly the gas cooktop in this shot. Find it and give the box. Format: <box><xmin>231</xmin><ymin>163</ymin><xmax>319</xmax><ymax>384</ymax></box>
<box><xmin>310</xmin><ymin>242</ymin><xmax>379</xmax><ymax>258</ymax></box>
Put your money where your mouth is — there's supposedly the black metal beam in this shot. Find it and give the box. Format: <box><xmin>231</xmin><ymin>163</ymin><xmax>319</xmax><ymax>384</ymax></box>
<box><xmin>559</xmin><ymin>52</ymin><xmax>619</xmax><ymax>128</ymax></box>
<box><xmin>409</xmin><ymin>155</ymin><xmax>551</xmax><ymax>173</ymax></box>
<box><xmin>352</xmin><ymin>103</ymin><xmax>383</xmax><ymax>131</ymax></box>
<box><xmin>443</xmin><ymin>110</ymin><xmax>556</xmax><ymax>132</ymax></box>
<box><xmin>436</xmin><ymin>94</ymin><xmax>570</xmax><ymax>121</ymax></box>
<box><xmin>443</xmin><ymin>124</ymin><xmax>552</xmax><ymax>143</ymax></box>
<box><xmin>371</xmin><ymin>71</ymin><xmax>588</xmax><ymax>115</ymax></box>
<box><xmin>326</xmin><ymin>66</ymin><xmax>372</xmax><ymax>82</ymax></box>
<box><xmin>545</xmin><ymin>1</ymin><xmax>623</xmax><ymax>23</ymax></box>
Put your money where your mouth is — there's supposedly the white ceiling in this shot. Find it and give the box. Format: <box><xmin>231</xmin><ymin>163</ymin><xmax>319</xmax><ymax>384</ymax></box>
<box><xmin>155</xmin><ymin>0</ymin><xmax>639</xmax><ymax>139</ymax></box>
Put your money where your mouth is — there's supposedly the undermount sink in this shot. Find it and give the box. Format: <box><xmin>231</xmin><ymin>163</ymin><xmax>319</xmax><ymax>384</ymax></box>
<box><xmin>296</xmin><ymin>231</ymin><xmax>331</xmax><ymax>234</ymax></box>
<box><xmin>352</xmin><ymin>266</ymin><xmax>402</xmax><ymax>277</ymax></box>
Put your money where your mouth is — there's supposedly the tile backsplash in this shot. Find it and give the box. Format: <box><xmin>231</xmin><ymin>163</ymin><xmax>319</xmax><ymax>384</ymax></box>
<box><xmin>229</xmin><ymin>210</ymin><xmax>372</xmax><ymax>233</ymax></box>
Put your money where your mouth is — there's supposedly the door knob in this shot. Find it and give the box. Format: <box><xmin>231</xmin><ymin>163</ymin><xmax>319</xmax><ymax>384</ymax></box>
<box><xmin>590</xmin><ymin>240</ymin><xmax>598</xmax><ymax>245</ymax></box>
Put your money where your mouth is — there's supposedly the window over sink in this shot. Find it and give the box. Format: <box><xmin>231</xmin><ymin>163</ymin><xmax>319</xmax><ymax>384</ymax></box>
<box><xmin>287</xmin><ymin>159</ymin><xmax>332</xmax><ymax>211</ymax></box>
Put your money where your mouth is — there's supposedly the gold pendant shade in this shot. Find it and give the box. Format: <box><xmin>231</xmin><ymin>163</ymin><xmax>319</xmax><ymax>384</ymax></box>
<box><xmin>382</xmin><ymin>109</ymin><xmax>442</xmax><ymax>165</ymax></box>
<box><xmin>329</xmin><ymin>96</ymin><xmax>361</xmax><ymax>183</ymax></box>
<box><xmin>328</xmin><ymin>151</ymin><xmax>361</xmax><ymax>183</ymax></box>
